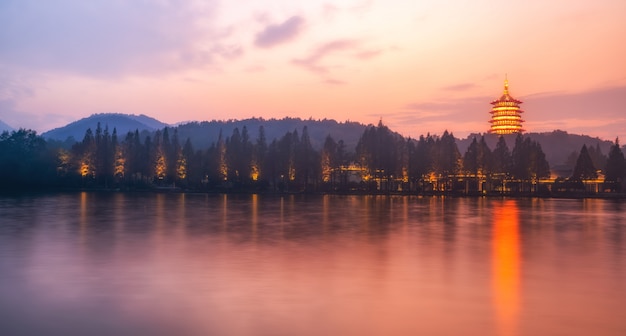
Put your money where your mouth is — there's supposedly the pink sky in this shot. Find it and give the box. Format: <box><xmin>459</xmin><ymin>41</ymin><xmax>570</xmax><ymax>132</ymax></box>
<box><xmin>1</xmin><ymin>0</ymin><xmax>625</xmax><ymax>141</ymax></box>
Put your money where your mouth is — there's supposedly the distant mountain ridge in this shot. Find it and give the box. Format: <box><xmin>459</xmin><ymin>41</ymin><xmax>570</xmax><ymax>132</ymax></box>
<box><xmin>0</xmin><ymin>119</ymin><xmax>14</xmax><ymax>133</ymax></box>
<box><xmin>42</xmin><ymin>113</ymin><xmax>169</xmax><ymax>141</ymax></box>
<box><xmin>457</xmin><ymin>130</ymin><xmax>614</xmax><ymax>169</ymax></box>
<box><xmin>41</xmin><ymin>113</ymin><xmax>620</xmax><ymax>172</ymax></box>
<box><xmin>176</xmin><ymin>117</ymin><xmax>369</xmax><ymax>151</ymax></box>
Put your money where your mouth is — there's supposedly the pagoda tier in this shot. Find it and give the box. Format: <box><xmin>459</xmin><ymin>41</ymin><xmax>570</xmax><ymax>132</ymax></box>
<box><xmin>488</xmin><ymin>77</ymin><xmax>525</xmax><ymax>134</ymax></box>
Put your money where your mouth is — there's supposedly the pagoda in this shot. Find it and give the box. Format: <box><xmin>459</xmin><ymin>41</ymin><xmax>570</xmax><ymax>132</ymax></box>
<box><xmin>488</xmin><ymin>76</ymin><xmax>525</xmax><ymax>134</ymax></box>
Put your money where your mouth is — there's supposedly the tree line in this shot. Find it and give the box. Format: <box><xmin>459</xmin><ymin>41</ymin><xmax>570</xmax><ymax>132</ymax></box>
<box><xmin>1</xmin><ymin>121</ymin><xmax>625</xmax><ymax>195</ymax></box>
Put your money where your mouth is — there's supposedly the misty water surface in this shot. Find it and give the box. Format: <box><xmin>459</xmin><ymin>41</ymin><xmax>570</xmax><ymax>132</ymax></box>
<box><xmin>0</xmin><ymin>193</ymin><xmax>625</xmax><ymax>335</ymax></box>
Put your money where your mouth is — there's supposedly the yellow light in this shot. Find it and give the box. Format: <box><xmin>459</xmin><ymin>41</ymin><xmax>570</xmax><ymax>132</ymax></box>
<box><xmin>80</xmin><ymin>162</ymin><xmax>90</xmax><ymax>177</ymax></box>
<box><xmin>250</xmin><ymin>164</ymin><xmax>259</xmax><ymax>181</ymax></box>
<box><xmin>114</xmin><ymin>148</ymin><xmax>125</xmax><ymax>178</ymax></box>
<box><xmin>155</xmin><ymin>154</ymin><xmax>166</xmax><ymax>179</ymax></box>
<box><xmin>177</xmin><ymin>156</ymin><xmax>187</xmax><ymax>180</ymax></box>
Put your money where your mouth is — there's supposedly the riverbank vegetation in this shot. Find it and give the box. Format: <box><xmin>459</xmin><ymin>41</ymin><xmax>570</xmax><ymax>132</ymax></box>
<box><xmin>1</xmin><ymin>121</ymin><xmax>625</xmax><ymax>196</ymax></box>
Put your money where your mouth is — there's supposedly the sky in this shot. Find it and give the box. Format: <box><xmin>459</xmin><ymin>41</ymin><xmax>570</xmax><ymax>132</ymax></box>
<box><xmin>1</xmin><ymin>0</ymin><xmax>625</xmax><ymax>141</ymax></box>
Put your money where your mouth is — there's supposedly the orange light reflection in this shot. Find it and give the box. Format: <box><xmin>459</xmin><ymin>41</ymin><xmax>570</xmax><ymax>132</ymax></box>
<box><xmin>492</xmin><ymin>200</ymin><xmax>521</xmax><ymax>336</ymax></box>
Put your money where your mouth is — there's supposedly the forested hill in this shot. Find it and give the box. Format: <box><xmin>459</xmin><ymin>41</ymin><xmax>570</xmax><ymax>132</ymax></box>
<box><xmin>175</xmin><ymin>118</ymin><xmax>368</xmax><ymax>151</ymax></box>
<box><xmin>38</xmin><ymin>112</ymin><xmax>618</xmax><ymax>169</ymax></box>
<box><xmin>41</xmin><ymin>114</ymin><xmax>369</xmax><ymax>151</ymax></box>
<box><xmin>457</xmin><ymin>130</ymin><xmax>615</xmax><ymax>168</ymax></box>
<box><xmin>0</xmin><ymin>119</ymin><xmax>14</xmax><ymax>133</ymax></box>
<box><xmin>42</xmin><ymin>113</ymin><xmax>168</xmax><ymax>142</ymax></box>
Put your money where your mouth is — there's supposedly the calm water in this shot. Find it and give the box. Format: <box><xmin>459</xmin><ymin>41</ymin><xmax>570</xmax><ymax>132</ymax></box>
<box><xmin>0</xmin><ymin>193</ymin><xmax>625</xmax><ymax>336</ymax></box>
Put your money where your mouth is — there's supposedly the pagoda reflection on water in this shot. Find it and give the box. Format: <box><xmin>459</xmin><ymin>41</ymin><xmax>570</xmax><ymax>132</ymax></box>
<box><xmin>488</xmin><ymin>76</ymin><xmax>525</xmax><ymax>134</ymax></box>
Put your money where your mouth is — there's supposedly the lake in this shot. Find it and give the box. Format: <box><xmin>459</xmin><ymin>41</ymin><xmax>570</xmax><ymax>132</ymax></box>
<box><xmin>0</xmin><ymin>192</ymin><xmax>625</xmax><ymax>335</ymax></box>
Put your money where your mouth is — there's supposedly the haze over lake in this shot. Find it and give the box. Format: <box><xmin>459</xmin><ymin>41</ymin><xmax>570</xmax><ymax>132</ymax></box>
<box><xmin>1</xmin><ymin>193</ymin><xmax>625</xmax><ymax>335</ymax></box>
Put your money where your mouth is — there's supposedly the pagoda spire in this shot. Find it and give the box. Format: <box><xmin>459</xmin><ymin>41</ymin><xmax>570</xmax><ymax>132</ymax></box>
<box><xmin>503</xmin><ymin>74</ymin><xmax>509</xmax><ymax>95</ymax></box>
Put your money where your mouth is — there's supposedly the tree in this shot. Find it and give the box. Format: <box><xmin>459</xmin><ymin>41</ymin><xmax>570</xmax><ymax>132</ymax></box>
<box><xmin>355</xmin><ymin>121</ymin><xmax>403</xmax><ymax>191</ymax></box>
<box><xmin>321</xmin><ymin>135</ymin><xmax>337</xmax><ymax>184</ymax></box>
<box><xmin>0</xmin><ymin>129</ymin><xmax>56</xmax><ymax>189</ymax></box>
<box><xmin>216</xmin><ymin>130</ymin><xmax>227</xmax><ymax>181</ymax></box>
<box><xmin>491</xmin><ymin>136</ymin><xmax>511</xmax><ymax>175</ymax></box>
<box><xmin>587</xmin><ymin>143</ymin><xmax>607</xmax><ymax>173</ymax></box>
<box><xmin>433</xmin><ymin>130</ymin><xmax>461</xmax><ymax>177</ymax></box>
<box><xmin>511</xmin><ymin>135</ymin><xmax>550</xmax><ymax>180</ymax></box>
<box><xmin>181</xmin><ymin>138</ymin><xmax>198</xmax><ymax>185</ymax></box>
<box><xmin>463</xmin><ymin>137</ymin><xmax>480</xmax><ymax>174</ymax></box>
<box><xmin>571</xmin><ymin>144</ymin><xmax>597</xmax><ymax>180</ymax></box>
<box><xmin>226</xmin><ymin>127</ymin><xmax>243</xmax><ymax>183</ymax></box>
<box><xmin>604</xmin><ymin>138</ymin><xmax>625</xmax><ymax>191</ymax></box>
<box><xmin>295</xmin><ymin>126</ymin><xmax>319</xmax><ymax>190</ymax></box>
<box><xmin>254</xmin><ymin>125</ymin><xmax>268</xmax><ymax>182</ymax></box>
<box><xmin>409</xmin><ymin>135</ymin><xmax>434</xmax><ymax>188</ymax></box>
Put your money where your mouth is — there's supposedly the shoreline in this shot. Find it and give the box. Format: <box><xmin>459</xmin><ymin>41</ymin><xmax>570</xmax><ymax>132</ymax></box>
<box><xmin>2</xmin><ymin>187</ymin><xmax>626</xmax><ymax>200</ymax></box>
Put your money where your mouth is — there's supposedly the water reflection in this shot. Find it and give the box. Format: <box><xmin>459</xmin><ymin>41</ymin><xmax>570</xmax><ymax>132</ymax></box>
<box><xmin>0</xmin><ymin>194</ymin><xmax>625</xmax><ymax>335</ymax></box>
<box><xmin>251</xmin><ymin>194</ymin><xmax>258</xmax><ymax>239</ymax></box>
<box><xmin>492</xmin><ymin>200</ymin><xmax>521</xmax><ymax>336</ymax></box>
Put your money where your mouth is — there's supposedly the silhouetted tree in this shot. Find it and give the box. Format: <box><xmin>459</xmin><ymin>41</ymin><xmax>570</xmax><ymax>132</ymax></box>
<box><xmin>604</xmin><ymin>138</ymin><xmax>625</xmax><ymax>191</ymax></box>
<box><xmin>255</xmin><ymin>125</ymin><xmax>268</xmax><ymax>182</ymax></box>
<box><xmin>587</xmin><ymin>143</ymin><xmax>607</xmax><ymax>174</ymax></box>
<box><xmin>0</xmin><ymin>129</ymin><xmax>56</xmax><ymax>189</ymax></box>
<box><xmin>409</xmin><ymin>135</ymin><xmax>434</xmax><ymax>191</ymax></box>
<box><xmin>571</xmin><ymin>144</ymin><xmax>597</xmax><ymax>180</ymax></box>
<box><xmin>511</xmin><ymin>134</ymin><xmax>550</xmax><ymax>180</ymax></box>
<box><xmin>295</xmin><ymin>126</ymin><xmax>318</xmax><ymax>190</ymax></box>
<box><xmin>356</xmin><ymin>121</ymin><xmax>403</xmax><ymax>191</ymax></box>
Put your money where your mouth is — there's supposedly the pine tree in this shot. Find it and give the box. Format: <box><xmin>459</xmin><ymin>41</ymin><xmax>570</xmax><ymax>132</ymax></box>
<box><xmin>571</xmin><ymin>144</ymin><xmax>597</xmax><ymax>180</ymax></box>
<box><xmin>605</xmin><ymin>138</ymin><xmax>625</xmax><ymax>191</ymax></box>
<box><xmin>491</xmin><ymin>136</ymin><xmax>511</xmax><ymax>175</ymax></box>
<box><xmin>463</xmin><ymin>137</ymin><xmax>480</xmax><ymax>174</ymax></box>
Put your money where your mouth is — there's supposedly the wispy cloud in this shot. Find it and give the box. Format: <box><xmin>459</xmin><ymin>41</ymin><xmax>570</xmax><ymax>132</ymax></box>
<box><xmin>254</xmin><ymin>16</ymin><xmax>306</xmax><ymax>48</ymax></box>
<box><xmin>0</xmin><ymin>98</ymin><xmax>71</xmax><ymax>133</ymax></box>
<box><xmin>321</xmin><ymin>0</ymin><xmax>373</xmax><ymax>21</ymax></box>
<box><xmin>354</xmin><ymin>49</ymin><xmax>382</xmax><ymax>60</ymax></box>
<box><xmin>405</xmin><ymin>96</ymin><xmax>490</xmax><ymax>114</ymax></box>
<box><xmin>441</xmin><ymin>83</ymin><xmax>477</xmax><ymax>91</ymax></box>
<box><xmin>324</xmin><ymin>79</ymin><xmax>346</xmax><ymax>85</ymax></box>
<box><xmin>292</xmin><ymin>39</ymin><xmax>383</xmax><ymax>80</ymax></box>
<box><xmin>292</xmin><ymin>39</ymin><xmax>360</xmax><ymax>74</ymax></box>
<box><xmin>0</xmin><ymin>69</ymin><xmax>35</xmax><ymax>101</ymax></box>
<box><xmin>0</xmin><ymin>0</ymin><xmax>225</xmax><ymax>77</ymax></box>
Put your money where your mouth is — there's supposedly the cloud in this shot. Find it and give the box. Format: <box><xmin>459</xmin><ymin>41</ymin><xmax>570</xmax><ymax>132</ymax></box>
<box><xmin>441</xmin><ymin>83</ymin><xmax>477</xmax><ymax>91</ymax></box>
<box><xmin>292</xmin><ymin>39</ymin><xmax>363</xmax><ymax>75</ymax></box>
<box><xmin>322</xmin><ymin>4</ymin><xmax>341</xmax><ymax>21</ymax></box>
<box><xmin>405</xmin><ymin>96</ymin><xmax>490</xmax><ymax>114</ymax></box>
<box><xmin>321</xmin><ymin>0</ymin><xmax>373</xmax><ymax>21</ymax></box>
<box><xmin>353</xmin><ymin>49</ymin><xmax>382</xmax><ymax>60</ymax></box>
<box><xmin>0</xmin><ymin>98</ymin><xmax>71</xmax><ymax>133</ymax></box>
<box><xmin>324</xmin><ymin>79</ymin><xmax>346</xmax><ymax>85</ymax></box>
<box><xmin>0</xmin><ymin>70</ymin><xmax>35</xmax><ymax>101</ymax></box>
<box><xmin>0</xmin><ymin>0</ymin><xmax>227</xmax><ymax>77</ymax></box>
<box><xmin>523</xmin><ymin>85</ymin><xmax>626</xmax><ymax>140</ymax></box>
<box><xmin>254</xmin><ymin>16</ymin><xmax>305</xmax><ymax>48</ymax></box>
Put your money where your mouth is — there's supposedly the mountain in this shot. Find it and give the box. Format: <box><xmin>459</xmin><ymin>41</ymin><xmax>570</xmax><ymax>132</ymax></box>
<box><xmin>40</xmin><ymin>113</ymin><xmax>618</xmax><ymax>175</ymax></box>
<box><xmin>176</xmin><ymin>117</ymin><xmax>369</xmax><ymax>151</ymax></box>
<box><xmin>42</xmin><ymin>113</ymin><xmax>168</xmax><ymax>141</ymax></box>
<box><xmin>0</xmin><ymin>120</ymin><xmax>14</xmax><ymax>133</ymax></box>
<box><xmin>457</xmin><ymin>130</ymin><xmax>614</xmax><ymax>171</ymax></box>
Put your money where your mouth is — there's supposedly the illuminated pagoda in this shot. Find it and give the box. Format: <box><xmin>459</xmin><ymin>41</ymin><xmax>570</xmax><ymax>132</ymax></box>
<box><xmin>488</xmin><ymin>76</ymin><xmax>525</xmax><ymax>134</ymax></box>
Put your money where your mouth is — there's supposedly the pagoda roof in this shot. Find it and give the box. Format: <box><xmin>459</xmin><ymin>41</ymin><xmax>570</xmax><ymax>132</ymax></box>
<box><xmin>490</xmin><ymin>77</ymin><xmax>522</xmax><ymax>104</ymax></box>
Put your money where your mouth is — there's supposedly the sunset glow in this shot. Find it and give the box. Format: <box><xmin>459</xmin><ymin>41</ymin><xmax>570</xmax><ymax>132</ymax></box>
<box><xmin>1</xmin><ymin>0</ymin><xmax>625</xmax><ymax>140</ymax></box>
